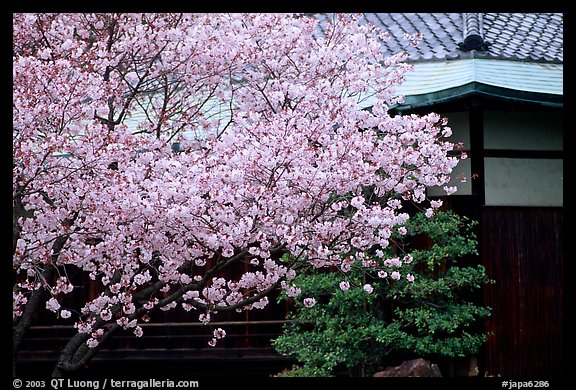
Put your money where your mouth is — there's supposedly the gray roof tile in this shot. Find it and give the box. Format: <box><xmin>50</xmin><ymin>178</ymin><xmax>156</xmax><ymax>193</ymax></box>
<box><xmin>313</xmin><ymin>13</ymin><xmax>563</xmax><ymax>63</ymax></box>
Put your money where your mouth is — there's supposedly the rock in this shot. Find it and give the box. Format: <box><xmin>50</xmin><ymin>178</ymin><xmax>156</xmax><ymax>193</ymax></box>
<box><xmin>373</xmin><ymin>358</ymin><xmax>442</xmax><ymax>377</ymax></box>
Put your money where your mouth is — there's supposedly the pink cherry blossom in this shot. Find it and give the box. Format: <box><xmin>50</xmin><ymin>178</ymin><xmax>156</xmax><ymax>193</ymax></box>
<box><xmin>46</xmin><ymin>298</ymin><xmax>61</xmax><ymax>313</ymax></box>
<box><xmin>339</xmin><ymin>281</ymin><xmax>351</xmax><ymax>291</ymax></box>
<box><xmin>133</xmin><ymin>326</ymin><xmax>144</xmax><ymax>338</ymax></box>
<box><xmin>303</xmin><ymin>298</ymin><xmax>316</xmax><ymax>308</ymax></box>
<box><xmin>12</xmin><ymin>13</ymin><xmax>461</xmax><ymax>372</ymax></box>
<box><xmin>199</xmin><ymin>313</ymin><xmax>211</xmax><ymax>325</ymax></box>
<box><xmin>363</xmin><ymin>284</ymin><xmax>374</xmax><ymax>294</ymax></box>
<box><xmin>443</xmin><ymin>186</ymin><xmax>458</xmax><ymax>196</ymax></box>
<box><xmin>286</xmin><ymin>286</ymin><xmax>302</xmax><ymax>298</ymax></box>
<box><xmin>213</xmin><ymin>328</ymin><xmax>227</xmax><ymax>339</ymax></box>
<box><xmin>86</xmin><ymin>338</ymin><xmax>99</xmax><ymax>349</ymax></box>
<box><xmin>100</xmin><ymin>309</ymin><xmax>112</xmax><ymax>321</ymax></box>
<box><xmin>430</xmin><ymin>200</ymin><xmax>443</xmax><ymax>209</ymax></box>
<box><xmin>383</xmin><ymin>257</ymin><xmax>402</xmax><ymax>268</ymax></box>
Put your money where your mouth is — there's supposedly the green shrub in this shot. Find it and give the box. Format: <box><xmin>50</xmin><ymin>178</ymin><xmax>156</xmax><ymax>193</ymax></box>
<box><xmin>273</xmin><ymin>365</ymin><xmax>332</xmax><ymax>377</ymax></box>
<box><xmin>272</xmin><ymin>210</ymin><xmax>493</xmax><ymax>376</ymax></box>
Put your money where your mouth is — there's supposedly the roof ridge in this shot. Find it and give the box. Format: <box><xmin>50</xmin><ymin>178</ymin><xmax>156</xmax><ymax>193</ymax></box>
<box><xmin>459</xmin><ymin>13</ymin><xmax>490</xmax><ymax>52</ymax></box>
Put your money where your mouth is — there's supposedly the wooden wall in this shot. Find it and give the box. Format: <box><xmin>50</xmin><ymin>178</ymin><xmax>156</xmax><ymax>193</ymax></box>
<box><xmin>482</xmin><ymin>207</ymin><xmax>563</xmax><ymax>377</ymax></box>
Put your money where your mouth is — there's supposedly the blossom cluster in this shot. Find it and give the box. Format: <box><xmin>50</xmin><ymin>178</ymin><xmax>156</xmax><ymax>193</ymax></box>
<box><xmin>13</xmin><ymin>13</ymin><xmax>459</xmax><ymax>348</ymax></box>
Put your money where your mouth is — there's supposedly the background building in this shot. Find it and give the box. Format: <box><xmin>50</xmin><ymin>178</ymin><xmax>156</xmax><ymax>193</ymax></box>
<box><xmin>339</xmin><ymin>13</ymin><xmax>563</xmax><ymax>377</ymax></box>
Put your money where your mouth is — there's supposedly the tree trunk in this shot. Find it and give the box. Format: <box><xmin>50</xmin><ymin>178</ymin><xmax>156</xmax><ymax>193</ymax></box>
<box><xmin>13</xmin><ymin>274</ymin><xmax>50</xmax><ymax>377</ymax></box>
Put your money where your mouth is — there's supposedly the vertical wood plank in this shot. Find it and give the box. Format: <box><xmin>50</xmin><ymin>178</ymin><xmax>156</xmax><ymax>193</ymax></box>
<box><xmin>482</xmin><ymin>207</ymin><xmax>563</xmax><ymax>377</ymax></box>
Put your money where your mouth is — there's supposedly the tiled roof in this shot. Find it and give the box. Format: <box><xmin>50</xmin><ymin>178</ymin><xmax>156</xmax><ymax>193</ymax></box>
<box><xmin>313</xmin><ymin>13</ymin><xmax>563</xmax><ymax>63</ymax></box>
<box><xmin>482</xmin><ymin>13</ymin><xmax>563</xmax><ymax>62</ymax></box>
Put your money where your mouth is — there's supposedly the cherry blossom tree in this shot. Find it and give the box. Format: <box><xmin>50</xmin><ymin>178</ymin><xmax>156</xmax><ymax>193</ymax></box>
<box><xmin>13</xmin><ymin>13</ymin><xmax>461</xmax><ymax>376</ymax></box>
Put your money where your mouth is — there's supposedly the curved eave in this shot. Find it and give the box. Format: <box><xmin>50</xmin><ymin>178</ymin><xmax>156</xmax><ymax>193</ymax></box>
<box><xmin>392</xmin><ymin>82</ymin><xmax>563</xmax><ymax>111</ymax></box>
<box><xmin>360</xmin><ymin>58</ymin><xmax>563</xmax><ymax>110</ymax></box>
